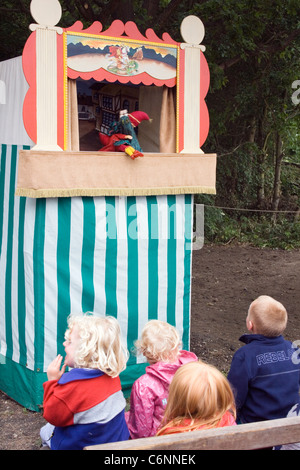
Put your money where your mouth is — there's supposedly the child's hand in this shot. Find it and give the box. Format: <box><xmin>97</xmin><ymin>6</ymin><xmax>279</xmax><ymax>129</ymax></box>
<box><xmin>47</xmin><ymin>355</ymin><xmax>67</xmax><ymax>381</ymax></box>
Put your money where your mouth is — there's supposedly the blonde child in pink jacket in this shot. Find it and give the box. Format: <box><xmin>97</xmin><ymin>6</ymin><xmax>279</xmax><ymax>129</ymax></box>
<box><xmin>125</xmin><ymin>320</ymin><xmax>197</xmax><ymax>439</ymax></box>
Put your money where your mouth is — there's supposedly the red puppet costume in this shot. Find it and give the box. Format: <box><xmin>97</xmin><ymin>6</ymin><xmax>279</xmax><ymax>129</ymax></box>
<box><xmin>99</xmin><ymin>110</ymin><xmax>150</xmax><ymax>159</ymax></box>
<box><xmin>98</xmin><ymin>132</ymin><xmax>133</xmax><ymax>152</ymax></box>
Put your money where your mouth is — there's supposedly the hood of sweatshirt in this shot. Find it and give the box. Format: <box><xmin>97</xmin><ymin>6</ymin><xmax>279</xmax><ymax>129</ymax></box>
<box><xmin>144</xmin><ymin>350</ymin><xmax>198</xmax><ymax>386</ymax></box>
<box><xmin>239</xmin><ymin>333</ymin><xmax>284</xmax><ymax>345</ymax></box>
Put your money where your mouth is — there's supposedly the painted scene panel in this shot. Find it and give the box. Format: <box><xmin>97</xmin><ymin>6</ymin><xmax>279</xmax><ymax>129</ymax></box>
<box><xmin>67</xmin><ymin>34</ymin><xmax>177</xmax><ymax>82</ymax></box>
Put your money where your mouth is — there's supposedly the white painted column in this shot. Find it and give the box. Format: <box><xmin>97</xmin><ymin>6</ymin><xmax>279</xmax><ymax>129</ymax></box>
<box><xmin>29</xmin><ymin>0</ymin><xmax>63</xmax><ymax>151</ymax></box>
<box><xmin>180</xmin><ymin>16</ymin><xmax>206</xmax><ymax>154</ymax></box>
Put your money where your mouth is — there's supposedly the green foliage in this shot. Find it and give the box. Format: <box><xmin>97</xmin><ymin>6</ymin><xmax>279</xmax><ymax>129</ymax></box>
<box><xmin>0</xmin><ymin>0</ymin><xmax>32</xmax><ymax>61</ymax></box>
<box><xmin>195</xmin><ymin>0</ymin><xmax>300</xmax><ymax>251</ymax></box>
<box><xmin>201</xmin><ymin>206</ymin><xmax>300</xmax><ymax>250</ymax></box>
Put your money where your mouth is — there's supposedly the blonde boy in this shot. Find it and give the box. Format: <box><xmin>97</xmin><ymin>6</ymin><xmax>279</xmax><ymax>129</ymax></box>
<box><xmin>228</xmin><ymin>296</ymin><xmax>300</xmax><ymax>423</ymax></box>
<box><xmin>40</xmin><ymin>314</ymin><xmax>129</xmax><ymax>450</ymax></box>
<box><xmin>246</xmin><ymin>295</ymin><xmax>287</xmax><ymax>337</ymax></box>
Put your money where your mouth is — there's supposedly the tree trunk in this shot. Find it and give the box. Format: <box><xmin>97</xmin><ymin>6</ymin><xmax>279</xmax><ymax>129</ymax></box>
<box><xmin>257</xmin><ymin>160</ymin><xmax>265</xmax><ymax>208</ymax></box>
<box><xmin>247</xmin><ymin>116</ymin><xmax>257</xmax><ymax>144</ymax></box>
<box><xmin>272</xmin><ymin>132</ymin><xmax>284</xmax><ymax>222</ymax></box>
<box><xmin>256</xmin><ymin>113</ymin><xmax>267</xmax><ymax>209</ymax></box>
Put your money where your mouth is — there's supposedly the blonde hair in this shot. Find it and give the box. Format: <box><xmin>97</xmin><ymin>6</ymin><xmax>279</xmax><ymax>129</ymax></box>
<box><xmin>134</xmin><ymin>320</ymin><xmax>182</xmax><ymax>363</ymax></box>
<box><xmin>248</xmin><ymin>295</ymin><xmax>287</xmax><ymax>337</ymax></box>
<box><xmin>65</xmin><ymin>313</ymin><xmax>129</xmax><ymax>377</ymax></box>
<box><xmin>157</xmin><ymin>361</ymin><xmax>236</xmax><ymax>435</ymax></box>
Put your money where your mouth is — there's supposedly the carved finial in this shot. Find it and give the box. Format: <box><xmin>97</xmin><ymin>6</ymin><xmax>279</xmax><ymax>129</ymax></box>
<box><xmin>180</xmin><ymin>15</ymin><xmax>206</xmax><ymax>51</ymax></box>
<box><xmin>30</xmin><ymin>0</ymin><xmax>62</xmax><ymax>31</ymax></box>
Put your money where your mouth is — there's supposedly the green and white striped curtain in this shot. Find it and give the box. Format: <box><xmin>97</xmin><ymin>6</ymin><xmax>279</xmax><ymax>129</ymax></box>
<box><xmin>0</xmin><ymin>144</ymin><xmax>194</xmax><ymax>410</ymax></box>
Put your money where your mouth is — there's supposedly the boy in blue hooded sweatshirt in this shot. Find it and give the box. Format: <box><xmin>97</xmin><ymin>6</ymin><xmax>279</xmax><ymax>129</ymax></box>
<box><xmin>227</xmin><ymin>295</ymin><xmax>300</xmax><ymax>424</ymax></box>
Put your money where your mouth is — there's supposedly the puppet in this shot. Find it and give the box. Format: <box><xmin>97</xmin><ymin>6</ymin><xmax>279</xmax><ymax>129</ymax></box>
<box><xmin>99</xmin><ymin>110</ymin><xmax>150</xmax><ymax>159</ymax></box>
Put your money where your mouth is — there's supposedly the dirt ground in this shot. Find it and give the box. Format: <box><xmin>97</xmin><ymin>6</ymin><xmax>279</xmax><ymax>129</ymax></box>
<box><xmin>0</xmin><ymin>244</ymin><xmax>299</xmax><ymax>450</ymax></box>
<box><xmin>190</xmin><ymin>245</ymin><xmax>300</xmax><ymax>372</ymax></box>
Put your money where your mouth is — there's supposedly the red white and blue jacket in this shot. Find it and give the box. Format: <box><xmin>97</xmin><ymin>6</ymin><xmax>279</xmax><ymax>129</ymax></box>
<box><xmin>43</xmin><ymin>368</ymin><xmax>129</xmax><ymax>450</ymax></box>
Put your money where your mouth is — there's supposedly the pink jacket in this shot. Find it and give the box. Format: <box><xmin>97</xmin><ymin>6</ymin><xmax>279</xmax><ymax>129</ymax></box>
<box><xmin>125</xmin><ymin>350</ymin><xmax>198</xmax><ymax>439</ymax></box>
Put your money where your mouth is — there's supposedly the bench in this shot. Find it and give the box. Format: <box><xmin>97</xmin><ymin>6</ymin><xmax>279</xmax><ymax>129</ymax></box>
<box><xmin>84</xmin><ymin>416</ymin><xmax>300</xmax><ymax>450</ymax></box>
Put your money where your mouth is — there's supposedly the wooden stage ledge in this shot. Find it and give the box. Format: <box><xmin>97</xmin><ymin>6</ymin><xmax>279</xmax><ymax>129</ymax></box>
<box><xmin>16</xmin><ymin>150</ymin><xmax>217</xmax><ymax>198</ymax></box>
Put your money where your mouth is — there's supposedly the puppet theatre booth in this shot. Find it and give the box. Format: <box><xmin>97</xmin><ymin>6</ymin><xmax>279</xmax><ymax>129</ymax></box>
<box><xmin>0</xmin><ymin>0</ymin><xmax>216</xmax><ymax>411</ymax></box>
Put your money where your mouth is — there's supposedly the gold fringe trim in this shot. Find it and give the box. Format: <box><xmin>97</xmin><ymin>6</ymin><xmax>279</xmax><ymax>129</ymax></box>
<box><xmin>16</xmin><ymin>186</ymin><xmax>216</xmax><ymax>199</ymax></box>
